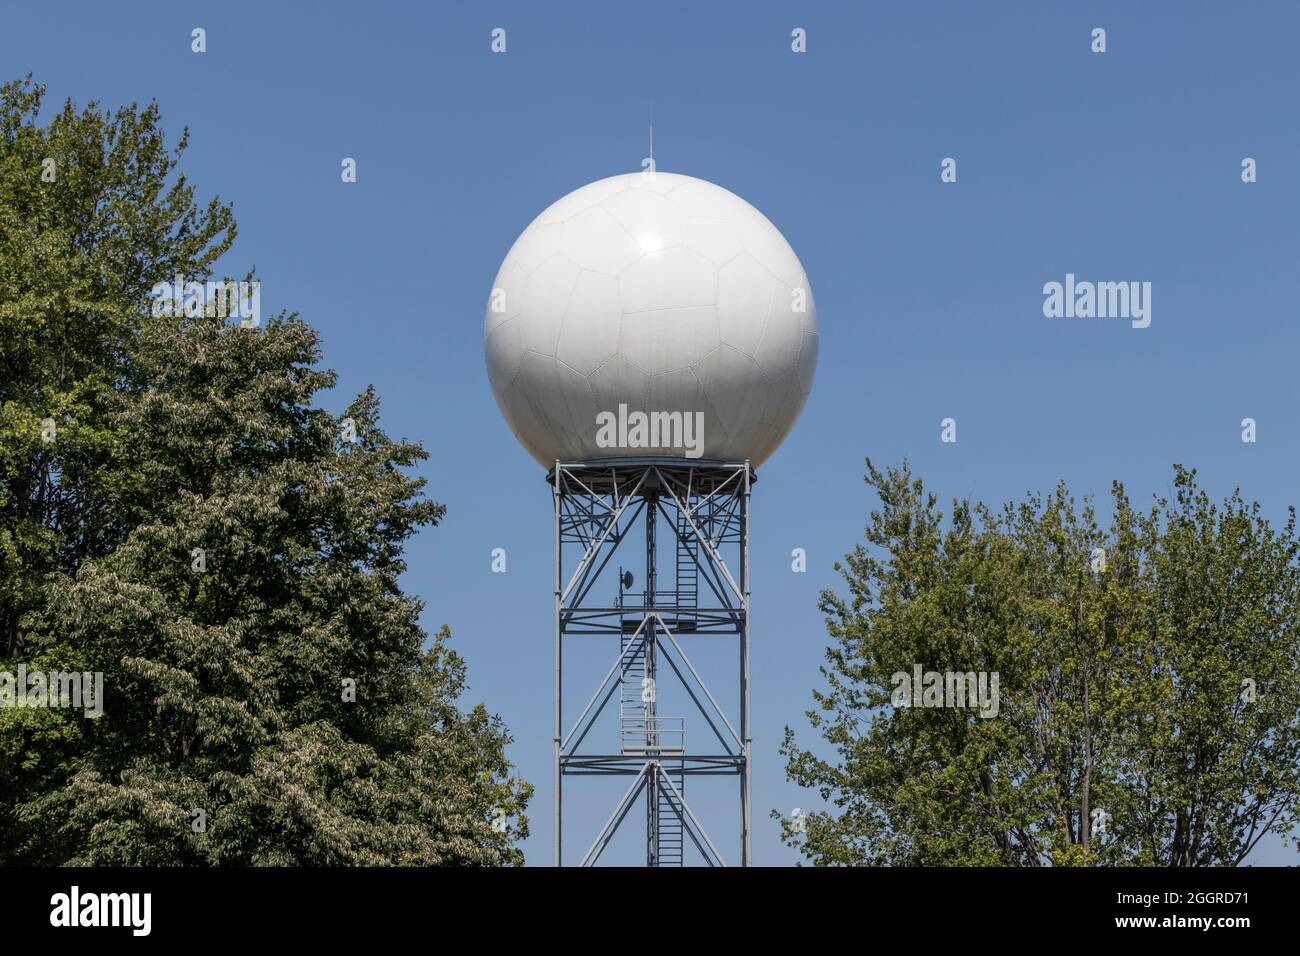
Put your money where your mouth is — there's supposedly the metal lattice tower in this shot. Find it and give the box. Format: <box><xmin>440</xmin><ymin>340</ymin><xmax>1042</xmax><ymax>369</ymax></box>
<box><xmin>552</xmin><ymin>459</ymin><xmax>752</xmax><ymax>866</ymax></box>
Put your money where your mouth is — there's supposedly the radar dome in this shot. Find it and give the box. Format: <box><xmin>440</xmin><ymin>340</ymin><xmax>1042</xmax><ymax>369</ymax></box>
<box><xmin>485</xmin><ymin>172</ymin><xmax>817</xmax><ymax>468</ymax></box>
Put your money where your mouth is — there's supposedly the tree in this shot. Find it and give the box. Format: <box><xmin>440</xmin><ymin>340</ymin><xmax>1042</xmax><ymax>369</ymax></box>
<box><xmin>0</xmin><ymin>73</ymin><xmax>234</xmax><ymax>657</ymax></box>
<box><xmin>778</xmin><ymin>460</ymin><xmax>1300</xmax><ymax>866</ymax></box>
<box><xmin>0</xmin><ymin>76</ymin><xmax>530</xmax><ymax>864</ymax></box>
<box><xmin>1</xmin><ymin>73</ymin><xmax>235</xmax><ymax>855</ymax></box>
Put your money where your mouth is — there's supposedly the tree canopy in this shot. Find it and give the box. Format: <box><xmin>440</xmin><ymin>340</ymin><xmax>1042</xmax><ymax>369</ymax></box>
<box><xmin>779</xmin><ymin>459</ymin><xmax>1300</xmax><ymax>866</ymax></box>
<box><xmin>0</xmin><ymin>75</ymin><xmax>530</xmax><ymax>864</ymax></box>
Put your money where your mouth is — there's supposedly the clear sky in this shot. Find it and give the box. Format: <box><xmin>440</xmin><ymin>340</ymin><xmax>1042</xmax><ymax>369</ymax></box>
<box><xmin>5</xmin><ymin>0</ymin><xmax>1297</xmax><ymax>865</ymax></box>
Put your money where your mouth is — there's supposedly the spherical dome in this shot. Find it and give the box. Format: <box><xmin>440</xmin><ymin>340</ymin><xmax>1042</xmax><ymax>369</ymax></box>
<box><xmin>484</xmin><ymin>172</ymin><xmax>817</xmax><ymax>469</ymax></box>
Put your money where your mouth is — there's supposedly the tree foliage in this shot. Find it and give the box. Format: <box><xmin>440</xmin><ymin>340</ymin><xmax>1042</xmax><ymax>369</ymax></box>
<box><xmin>779</xmin><ymin>460</ymin><xmax>1300</xmax><ymax>866</ymax></box>
<box><xmin>0</xmin><ymin>76</ymin><xmax>529</xmax><ymax>864</ymax></box>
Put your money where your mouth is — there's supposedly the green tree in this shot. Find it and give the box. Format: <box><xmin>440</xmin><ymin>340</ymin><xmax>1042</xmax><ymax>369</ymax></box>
<box><xmin>0</xmin><ymin>73</ymin><xmax>235</xmax><ymax>854</ymax></box>
<box><xmin>778</xmin><ymin>460</ymin><xmax>1300</xmax><ymax>866</ymax></box>
<box><xmin>0</xmin><ymin>73</ymin><xmax>234</xmax><ymax>656</ymax></box>
<box><xmin>1</xmin><ymin>76</ymin><xmax>530</xmax><ymax>864</ymax></box>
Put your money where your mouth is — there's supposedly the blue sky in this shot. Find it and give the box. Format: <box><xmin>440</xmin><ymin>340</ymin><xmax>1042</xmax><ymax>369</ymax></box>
<box><xmin>5</xmin><ymin>0</ymin><xmax>1297</xmax><ymax>865</ymax></box>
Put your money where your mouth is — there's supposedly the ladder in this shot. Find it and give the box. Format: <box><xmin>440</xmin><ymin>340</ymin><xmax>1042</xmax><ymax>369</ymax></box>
<box><xmin>654</xmin><ymin>765</ymin><xmax>686</xmax><ymax>867</ymax></box>
<box><xmin>675</xmin><ymin>506</ymin><xmax>698</xmax><ymax>627</ymax></box>
<box><xmin>619</xmin><ymin>621</ymin><xmax>653</xmax><ymax>754</ymax></box>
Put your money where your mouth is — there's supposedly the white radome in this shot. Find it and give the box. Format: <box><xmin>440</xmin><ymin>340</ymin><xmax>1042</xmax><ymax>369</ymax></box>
<box><xmin>484</xmin><ymin>172</ymin><xmax>817</xmax><ymax>469</ymax></box>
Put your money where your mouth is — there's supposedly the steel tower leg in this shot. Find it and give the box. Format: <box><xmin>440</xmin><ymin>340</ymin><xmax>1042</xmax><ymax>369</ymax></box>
<box><xmin>644</xmin><ymin>493</ymin><xmax>658</xmax><ymax>867</ymax></box>
<box><xmin>553</xmin><ymin>461</ymin><xmax>562</xmax><ymax>868</ymax></box>
<box><xmin>741</xmin><ymin>461</ymin><xmax>752</xmax><ymax>866</ymax></box>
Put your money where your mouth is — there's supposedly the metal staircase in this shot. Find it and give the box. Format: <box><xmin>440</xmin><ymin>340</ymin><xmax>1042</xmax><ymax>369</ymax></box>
<box><xmin>655</xmin><ymin>766</ymin><xmax>685</xmax><ymax>866</ymax></box>
<box><xmin>619</xmin><ymin>628</ymin><xmax>649</xmax><ymax>752</ymax></box>
<box><xmin>675</xmin><ymin>508</ymin><xmax>698</xmax><ymax>626</ymax></box>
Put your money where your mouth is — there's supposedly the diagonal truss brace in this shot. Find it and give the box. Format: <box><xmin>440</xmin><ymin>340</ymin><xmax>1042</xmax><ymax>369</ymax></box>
<box><xmin>561</xmin><ymin>612</ymin><xmax>741</xmax><ymax>758</ymax></box>
<box><xmin>560</xmin><ymin>467</ymin><xmax>650</xmax><ymax>606</ymax></box>
<box><xmin>580</xmin><ymin>760</ymin><xmax>727</xmax><ymax>867</ymax></box>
